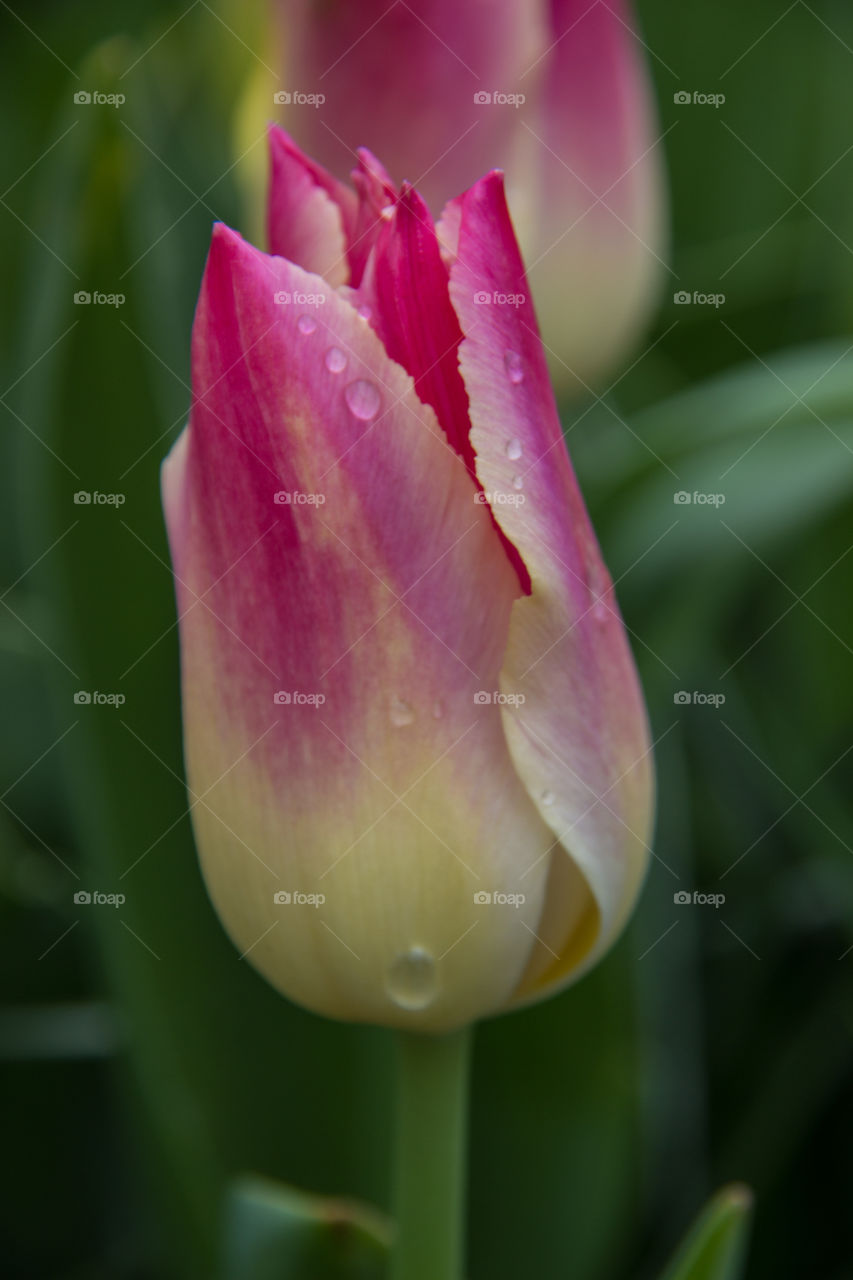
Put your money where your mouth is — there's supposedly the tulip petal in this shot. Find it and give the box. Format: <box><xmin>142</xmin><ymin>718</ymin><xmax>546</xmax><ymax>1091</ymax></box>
<box><xmin>520</xmin><ymin>0</ymin><xmax>667</xmax><ymax>388</ymax></box>
<box><xmin>360</xmin><ymin>182</ymin><xmax>531</xmax><ymax>593</ymax></box>
<box><xmin>274</xmin><ymin>0</ymin><xmax>539</xmax><ymax>214</ymax></box>
<box><xmin>163</xmin><ymin>223</ymin><xmax>565</xmax><ymax>1031</ymax></box>
<box><xmin>446</xmin><ymin>172</ymin><xmax>654</xmax><ymax>1000</ymax></box>
<box><xmin>267</xmin><ymin>125</ymin><xmax>355</xmax><ymax>286</ymax></box>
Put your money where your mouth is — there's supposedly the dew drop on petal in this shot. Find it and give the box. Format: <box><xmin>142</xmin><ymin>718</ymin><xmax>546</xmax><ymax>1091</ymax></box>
<box><xmin>512</xmin><ymin>475</ymin><xmax>524</xmax><ymax>490</ymax></box>
<box><xmin>324</xmin><ymin>346</ymin><xmax>347</xmax><ymax>374</ymax></box>
<box><xmin>297</xmin><ymin>314</ymin><xmax>317</xmax><ymax>335</ymax></box>
<box><xmin>357</xmin><ymin>304</ymin><xmax>372</xmax><ymax>322</ymax></box>
<box><xmin>504</xmin><ymin>350</ymin><xmax>524</xmax><ymax>384</ymax></box>
<box><xmin>541</xmin><ymin>790</ymin><xmax>555</xmax><ymax>807</ymax></box>
<box><xmin>389</xmin><ymin>696</ymin><xmax>415</xmax><ymax>727</ymax></box>
<box><xmin>344</xmin><ymin>379</ymin><xmax>381</xmax><ymax>421</ymax></box>
<box><xmin>505</xmin><ymin>438</ymin><xmax>523</xmax><ymax>461</ymax></box>
<box><xmin>385</xmin><ymin>947</ymin><xmax>437</xmax><ymax>1011</ymax></box>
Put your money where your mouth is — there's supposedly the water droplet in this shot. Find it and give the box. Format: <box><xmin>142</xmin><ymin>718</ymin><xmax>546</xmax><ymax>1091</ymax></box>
<box><xmin>344</xmin><ymin>379</ymin><xmax>381</xmax><ymax>421</ymax></box>
<box><xmin>324</xmin><ymin>346</ymin><xmax>347</xmax><ymax>374</ymax></box>
<box><xmin>504</xmin><ymin>350</ymin><xmax>524</xmax><ymax>384</ymax></box>
<box><xmin>512</xmin><ymin>475</ymin><xmax>524</xmax><ymax>490</ymax></box>
<box><xmin>297</xmin><ymin>314</ymin><xmax>317</xmax><ymax>335</ymax></box>
<box><xmin>505</xmin><ymin>438</ymin><xmax>523</xmax><ymax>461</ymax></box>
<box><xmin>385</xmin><ymin>947</ymin><xmax>437</xmax><ymax>1011</ymax></box>
<box><xmin>380</xmin><ymin>204</ymin><xmax>396</xmax><ymax>221</ymax></box>
<box><xmin>357</xmin><ymin>303</ymin><xmax>372</xmax><ymax>322</ymax></box>
<box><xmin>541</xmin><ymin>789</ymin><xmax>555</xmax><ymax>807</ymax></box>
<box><xmin>431</xmin><ymin>701</ymin><xmax>444</xmax><ymax>720</ymax></box>
<box><xmin>592</xmin><ymin>598</ymin><xmax>609</xmax><ymax>623</ymax></box>
<box><xmin>390</xmin><ymin>696</ymin><xmax>415</xmax><ymax>727</ymax></box>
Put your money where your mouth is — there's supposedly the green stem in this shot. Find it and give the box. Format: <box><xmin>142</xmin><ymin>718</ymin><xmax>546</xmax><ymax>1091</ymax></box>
<box><xmin>391</xmin><ymin>1027</ymin><xmax>472</xmax><ymax>1280</ymax></box>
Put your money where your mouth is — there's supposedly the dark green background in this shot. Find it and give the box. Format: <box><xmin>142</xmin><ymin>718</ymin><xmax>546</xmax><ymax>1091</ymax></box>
<box><xmin>1</xmin><ymin>1</ymin><xmax>851</xmax><ymax>1277</ymax></box>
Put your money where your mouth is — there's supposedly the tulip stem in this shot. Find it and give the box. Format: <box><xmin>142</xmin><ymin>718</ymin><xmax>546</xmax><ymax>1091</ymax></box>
<box><xmin>391</xmin><ymin>1027</ymin><xmax>472</xmax><ymax>1280</ymax></box>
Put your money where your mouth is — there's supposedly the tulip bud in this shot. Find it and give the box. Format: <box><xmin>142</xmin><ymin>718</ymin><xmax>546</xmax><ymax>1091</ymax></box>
<box><xmin>162</xmin><ymin>131</ymin><xmax>654</xmax><ymax>1033</ymax></box>
<box><xmin>272</xmin><ymin>0</ymin><xmax>666</xmax><ymax>392</ymax></box>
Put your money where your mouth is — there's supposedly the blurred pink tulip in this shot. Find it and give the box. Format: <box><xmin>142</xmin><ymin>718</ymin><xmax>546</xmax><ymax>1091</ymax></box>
<box><xmin>161</xmin><ymin>130</ymin><xmax>653</xmax><ymax>1032</ymax></box>
<box><xmin>273</xmin><ymin>0</ymin><xmax>667</xmax><ymax>392</ymax></box>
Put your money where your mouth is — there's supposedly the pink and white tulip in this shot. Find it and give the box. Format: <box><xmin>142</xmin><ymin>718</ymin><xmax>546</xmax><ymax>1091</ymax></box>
<box><xmin>161</xmin><ymin>130</ymin><xmax>654</xmax><ymax>1033</ymax></box>
<box><xmin>273</xmin><ymin>0</ymin><xmax>667</xmax><ymax>392</ymax></box>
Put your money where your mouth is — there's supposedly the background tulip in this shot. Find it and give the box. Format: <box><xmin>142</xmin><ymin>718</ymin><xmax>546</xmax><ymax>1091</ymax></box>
<box><xmin>162</xmin><ymin>130</ymin><xmax>653</xmax><ymax>1033</ymax></box>
<box><xmin>272</xmin><ymin>0</ymin><xmax>667</xmax><ymax>393</ymax></box>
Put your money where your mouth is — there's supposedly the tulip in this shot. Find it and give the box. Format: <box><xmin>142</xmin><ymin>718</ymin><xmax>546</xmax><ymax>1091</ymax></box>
<box><xmin>161</xmin><ymin>128</ymin><xmax>654</xmax><ymax>1034</ymax></box>
<box><xmin>272</xmin><ymin>0</ymin><xmax>666</xmax><ymax>393</ymax></box>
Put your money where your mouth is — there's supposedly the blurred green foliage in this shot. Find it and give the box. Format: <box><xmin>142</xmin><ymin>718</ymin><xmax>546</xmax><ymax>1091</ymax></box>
<box><xmin>1</xmin><ymin>1</ymin><xmax>851</xmax><ymax>1278</ymax></box>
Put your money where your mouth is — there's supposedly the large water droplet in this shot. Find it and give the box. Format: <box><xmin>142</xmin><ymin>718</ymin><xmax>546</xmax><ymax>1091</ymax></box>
<box><xmin>541</xmin><ymin>789</ymin><xmax>555</xmax><ymax>807</ymax></box>
<box><xmin>344</xmin><ymin>379</ymin><xmax>381</xmax><ymax>421</ymax></box>
<box><xmin>505</xmin><ymin>438</ymin><xmax>523</xmax><ymax>461</ymax></box>
<box><xmin>389</xmin><ymin>696</ymin><xmax>415</xmax><ymax>727</ymax></box>
<box><xmin>324</xmin><ymin>346</ymin><xmax>347</xmax><ymax>374</ymax></box>
<box><xmin>297</xmin><ymin>314</ymin><xmax>317</xmax><ymax>336</ymax></box>
<box><xmin>385</xmin><ymin>947</ymin><xmax>437</xmax><ymax>1011</ymax></box>
<box><xmin>504</xmin><ymin>351</ymin><xmax>524</xmax><ymax>384</ymax></box>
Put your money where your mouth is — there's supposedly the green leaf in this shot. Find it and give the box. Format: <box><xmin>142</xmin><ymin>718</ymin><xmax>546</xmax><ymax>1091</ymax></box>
<box><xmin>222</xmin><ymin>1175</ymin><xmax>390</xmax><ymax>1280</ymax></box>
<box><xmin>657</xmin><ymin>1184</ymin><xmax>753</xmax><ymax>1280</ymax></box>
